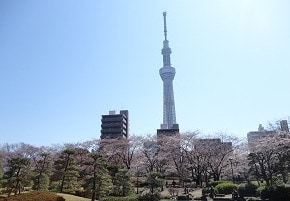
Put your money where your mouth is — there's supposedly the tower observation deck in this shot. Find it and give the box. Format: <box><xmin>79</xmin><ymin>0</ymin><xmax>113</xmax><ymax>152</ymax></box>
<box><xmin>158</xmin><ymin>12</ymin><xmax>179</xmax><ymax>133</ymax></box>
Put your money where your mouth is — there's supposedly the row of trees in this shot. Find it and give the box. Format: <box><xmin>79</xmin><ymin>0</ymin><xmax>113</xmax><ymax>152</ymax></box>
<box><xmin>0</xmin><ymin>142</ymin><xmax>134</xmax><ymax>200</ymax></box>
<box><xmin>248</xmin><ymin>133</ymin><xmax>290</xmax><ymax>186</ymax></box>
<box><xmin>0</xmin><ymin>130</ymin><xmax>290</xmax><ymax>199</ymax></box>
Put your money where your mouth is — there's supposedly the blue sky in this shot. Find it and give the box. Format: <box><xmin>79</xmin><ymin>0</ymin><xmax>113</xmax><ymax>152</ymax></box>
<box><xmin>1</xmin><ymin>0</ymin><xmax>290</xmax><ymax>146</ymax></box>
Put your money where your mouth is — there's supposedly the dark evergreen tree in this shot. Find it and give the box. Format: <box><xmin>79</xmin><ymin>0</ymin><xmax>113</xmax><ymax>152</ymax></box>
<box><xmin>32</xmin><ymin>152</ymin><xmax>51</xmax><ymax>190</ymax></box>
<box><xmin>95</xmin><ymin>162</ymin><xmax>111</xmax><ymax>200</ymax></box>
<box><xmin>3</xmin><ymin>157</ymin><xmax>31</xmax><ymax>196</ymax></box>
<box><xmin>146</xmin><ymin>172</ymin><xmax>163</xmax><ymax>196</ymax></box>
<box><xmin>112</xmin><ymin>169</ymin><xmax>134</xmax><ymax>196</ymax></box>
<box><xmin>107</xmin><ymin>164</ymin><xmax>119</xmax><ymax>185</ymax></box>
<box><xmin>51</xmin><ymin>148</ymin><xmax>80</xmax><ymax>193</ymax></box>
<box><xmin>83</xmin><ymin>151</ymin><xmax>112</xmax><ymax>201</ymax></box>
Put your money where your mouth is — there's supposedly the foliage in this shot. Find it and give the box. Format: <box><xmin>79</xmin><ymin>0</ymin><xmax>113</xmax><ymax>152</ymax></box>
<box><xmin>100</xmin><ymin>194</ymin><xmax>138</xmax><ymax>201</ymax></box>
<box><xmin>51</xmin><ymin>149</ymin><xmax>80</xmax><ymax>193</ymax></box>
<box><xmin>0</xmin><ymin>159</ymin><xmax>3</xmax><ymax>182</ymax></box>
<box><xmin>260</xmin><ymin>186</ymin><xmax>290</xmax><ymax>201</ymax></box>
<box><xmin>202</xmin><ymin>187</ymin><xmax>209</xmax><ymax>195</ymax></box>
<box><xmin>32</xmin><ymin>152</ymin><xmax>51</xmax><ymax>190</ymax></box>
<box><xmin>138</xmin><ymin>181</ymin><xmax>148</xmax><ymax>188</ymax></box>
<box><xmin>100</xmin><ymin>137</ymin><xmax>142</xmax><ymax>170</ymax></box>
<box><xmin>271</xmin><ymin>176</ymin><xmax>285</xmax><ymax>186</ymax></box>
<box><xmin>32</xmin><ymin>174</ymin><xmax>49</xmax><ymax>191</ymax></box>
<box><xmin>95</xmin><ymin>160</ymin><xmax>112</xmax><ymax>199</ymax></box>
<box><xmin>0</xmin><ymin>191</ymin><xmax>65</xmax><ymax>201</ymax></box>
<box><xmin>260</xmin><ymin>186</ymin><xmax>273</xmax><ymax>200</ymax></box>
<box><xmin>238</xmin><ymin>183</ymin><xmax>258</xmax><ymax>197</ymax></box>
<box><xmin>246</xmin><ymin>198</ymin><xmax>262</xmax><ymax>201</ymax></box>
<box><xmin>145</xmin><ymin>172</ymin><xmax>163</xmax><ymax>196</ymax></box>
<box><xmin>111</xmin><ymin>169</ymin><xmax>134</xmax><ymax>197</ymax></box>
<box><xmin>255</xmin><ymin>185</ymin><xmax>266</xmax><ymax>197</ymax></box>
<box><xmin>138</xmin><ymin>193</ymin><xmax>161</xmax><ymax>201</ymax></box>
<box><xmin>210</xmin><ymin>180</ymin><xmax>227</xmax><ymax>187</ymax></box>
<box><xmin>82</xmin><ymin>151</ymin><xmax>112</xmax><ymax>200</ymax></box>
<box><xmin>248</xmin><ymin>135</ymin><xmax>290</xmax><ymax>187</ymax></box>
<box><xmin>107</xmin><ymin>164</ymin><xmax>119</xmax><ymax>184</ymax></box>
<box><xmin>1</xmin><ymin>132</ymin><xmax>290</xmax><ymax>199</ymax></box>
<box><xmin>215</xmin><ymin>182</ymin><xmax>237</xmax><ymax>194</ymax></box>
<box><xmin>2</xmin><ymin>157</ymin><xmax>31</xmax><ymax>196</ymax></box>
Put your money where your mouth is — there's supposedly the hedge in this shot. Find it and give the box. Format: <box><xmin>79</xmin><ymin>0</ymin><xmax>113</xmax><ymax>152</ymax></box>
<box><xmin>261</xmin><ymin>186</ymin><xmax>290</xmax><ymax>201</ymax></box>
<box><xmin>215</xmin><ymin>182</ymin><xmax>237</xmax><ymax>194</ymax></box>
<box><xmin>138</xmin><ymin>193</ymin><xmax>161</xmax><ymax>201</ymax></box>
<box><xmin>238</xmin><ymin>183</ymin><xmax>258</xmax><ymax>197</ymax></box>
<box><xmin>100</xmin><ymin>195</ymin><xmax>138</xmax><ymax>201</ymax></box>
<box><xmin>210</xmin><ymin>181</ymin><xmax>228</xmax><ymax>187</ymax></box>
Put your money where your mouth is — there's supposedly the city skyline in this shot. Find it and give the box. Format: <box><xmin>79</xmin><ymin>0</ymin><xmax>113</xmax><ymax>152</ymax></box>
<box><xmin>1</xmin><ymin>1</ymin><xmax>290</xmax><ymax>146</ymax></box>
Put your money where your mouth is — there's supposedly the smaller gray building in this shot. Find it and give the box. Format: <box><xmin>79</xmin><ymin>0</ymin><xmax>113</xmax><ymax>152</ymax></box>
<box><xmin>247</xmin><ymin>120</ymin><xmax>289</xmax><ymax>151</ymax></box>
<box><xmin>100</xmin><ymin>110</ymin><xmax>129</xmax><ymax>139</ymax></box>
<box><xmin>247</xmin><ymin>124</ymin><xmax>276</xmax><ymax>144</ymax></box>
<box><xmin>247</xmin><ymin>120</ymin><xmax>289</xmax><ymax>144</ymax></box>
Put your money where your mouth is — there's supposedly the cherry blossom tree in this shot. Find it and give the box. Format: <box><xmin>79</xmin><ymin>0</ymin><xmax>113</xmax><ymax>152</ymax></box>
<box><xmin>248</xmin><ymin>134</ymin><xmax>290</xmax><ymax>186</ymax></box>
<box><xmin>99</xmin><ymin>135</ymin><xmax>142</xmax><ymax>170</ymax></box>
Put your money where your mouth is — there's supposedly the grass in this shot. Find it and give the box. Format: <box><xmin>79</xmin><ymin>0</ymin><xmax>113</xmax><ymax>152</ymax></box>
<box><xmin>57</xmin><ymin>193</ymin><xmax>92</xmax><ymax>201</ymax></box>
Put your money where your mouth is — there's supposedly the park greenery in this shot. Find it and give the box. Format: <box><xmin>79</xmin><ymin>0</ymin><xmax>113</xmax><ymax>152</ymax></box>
<box><xmin>0</xmin><ymin>124</ymin><xmax>290</xmax><ymax>200</ymax></box>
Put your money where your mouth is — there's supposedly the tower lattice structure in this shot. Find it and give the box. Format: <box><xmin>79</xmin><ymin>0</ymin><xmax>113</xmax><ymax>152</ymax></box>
<box><xmin>159</xmin><ymin>12</ymin><xmax>177</xmax><ymax>130</ymax></box>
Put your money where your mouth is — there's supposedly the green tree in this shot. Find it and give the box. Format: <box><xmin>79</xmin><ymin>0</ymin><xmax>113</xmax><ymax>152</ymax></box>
<box><xmin>95</xmin><ymin>163</ymin><xmax>112</xmax><ymax>199</ymax></box>
<box><xmin>83</xmin><ymin>151</ymin><xmax>112</xmax><ymax>201</ymax></box>
<box><xmin>32</xmin><ymin>152</ymin><xmax>51</xmax><ymax>190</ymax></box>
<box><xmin>146</xmin><ymin>172</ymin><xmax>163</xmax><ymax>196</ymax></box>
<box><xmin>3</xmin><ymin>156</ymin><xmax>31</xmax><ymax>196</ymax></box>
<box><xmin>112</xmin><ymin>169</ymin><xmax>134</xmax><ymax>196</ymax></box>
<box><xmin>51</xmin><ymin>148</ymin><xmax>80</xmax><ymax>193</ymax></box>
<box><xmin>107</xmin><ymin>164</ymin><xmax>119</xmax><ymax>184</ymax></box>
<box><xmin>92</xmin><ymin>152</ymin><xmax>111</xmax><ymax>200</ymax></box>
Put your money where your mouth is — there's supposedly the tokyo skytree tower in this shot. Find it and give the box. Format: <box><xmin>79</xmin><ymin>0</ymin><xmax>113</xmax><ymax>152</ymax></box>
<box><xmin>159</xmin><ymin>12</ymin><xmax>177</xmax><ymax>130</ymax></box>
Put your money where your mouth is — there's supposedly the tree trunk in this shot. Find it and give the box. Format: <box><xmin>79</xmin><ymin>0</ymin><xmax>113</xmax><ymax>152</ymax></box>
<box><xmin>91</xmin><ymin>164</ymin><xmax>96</xmax><ymax>201</ymax></box>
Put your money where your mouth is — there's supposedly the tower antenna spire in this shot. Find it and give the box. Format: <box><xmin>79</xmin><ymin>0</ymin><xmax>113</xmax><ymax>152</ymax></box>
<box><xmin>159</xmin><ymin>11</ymin><xmax>178</xmax><ymax>131</ymax></box>
<box><xmin>163</xmin><ymin>12</ymin><xmax>167</xmax><ymax>41</ymax></box>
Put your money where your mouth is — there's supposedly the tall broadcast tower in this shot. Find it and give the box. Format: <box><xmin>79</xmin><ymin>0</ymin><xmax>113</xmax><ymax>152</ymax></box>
<box><xmin>158</xmin><ymin>12</ymin><xmax>179</xmax><ymax>135</ymax></box>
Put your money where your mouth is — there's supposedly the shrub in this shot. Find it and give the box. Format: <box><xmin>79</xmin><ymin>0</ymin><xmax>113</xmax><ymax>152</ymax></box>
<box><xmin>215</xmin><ymin>182</ymin><xmax>237</xmax><ymax>194</ymax></box>
<box><xmin>138</xmin><ymin>181</ymin><xmax>148</xmax><ymax>188</ymax></box>
<box><xmin>100</xmin><ymin>194</ymin><xmax>138</xmax><ymax>201</ymax></box>
<box><xmin>256</xmin><ymin>185</ymin><xmax>266</xmax><ymax>197</ymax></box>
<box><xmin>272</xmin><ymin>176</ymin><xmax>284</xmax><ymax>186</ymax></box>
<box><xmin>202</xmin><ymin>187</ymin><xmax>209</xmax><ymax>195</ymax></box>
<box><xmin>247</xmin><ymin>198</ymin><xmax>261</xmax><ymax>201</ymax></box>
<box><xmin>202</xmin><ymin>187</ymin><xmax>217</xmax><ymax>195</ymax></box>
<box><xmin>138</xmin><ymin>193</ymin><xmax>161</xmax><ymax>201</ymax></box>
<box><xmin>74</xmin><ymin>189</ymin><xmax>86</xmax><ymax>197</ymax></box>
<box><xmin>1</xmin><ymin>191</ymin><xmax>65</xmax><ymax>201</ymax></box>
<box><xmin>238</xmin><ymin>183</ymin><xmax>258</xmax><ymax>197</ymax></box>
<box><xmin>210</xmin><ymin>181</ymin><xmax>227</xmax><ymax>187</ymax></box>
<box><xmin>260</xmin><ymin>186</ymin><xmax>274</xmax><ymax>200</ymax></box>
<box><xmin>261</xmin><ymin>186</ymin><xmax>290</xmax><ymax>201</ymax></box>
